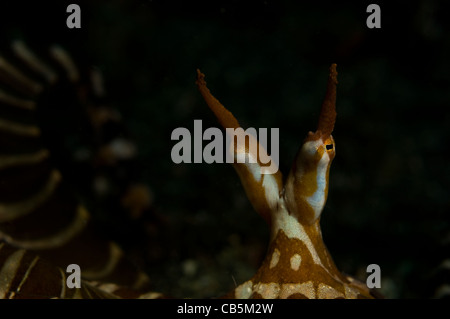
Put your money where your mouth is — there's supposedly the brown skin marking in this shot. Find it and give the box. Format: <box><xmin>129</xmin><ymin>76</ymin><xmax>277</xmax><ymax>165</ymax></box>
<box><xmin>287</xmin><ymin>293</ymin><xmax>308</xmax><ymax>299</ymax></box>
<box><xmin>317</xmin><ymin>64</ymin><xmax>337</xmax><ymax>139</ymax></box>
<box><xmin>252</xmin><ymin>292</ymin><xmax>264</xmax><ymax>299</ymax></box>
<box><xmin>254</xmin><ymin>231</ymin><xmax>346</xmax><ymax>293</ymax></box>
<box><xmin>245</xmin><ymin>230</ymin><xmax>372</xmax><ymax>298</ymax></box>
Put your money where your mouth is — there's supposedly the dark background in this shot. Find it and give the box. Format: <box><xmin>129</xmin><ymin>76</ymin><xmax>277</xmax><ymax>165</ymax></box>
<box><xmin>0</xmin><ymin>0</ymin><xmax>448</xmax><ymax>298</ymax></box>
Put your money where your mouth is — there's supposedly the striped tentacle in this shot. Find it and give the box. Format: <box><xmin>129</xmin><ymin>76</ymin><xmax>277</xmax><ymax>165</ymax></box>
<box><xmin>0</xmin><ymin>41</ymin><xmax>151</xmax><ymax>292</ymax></box>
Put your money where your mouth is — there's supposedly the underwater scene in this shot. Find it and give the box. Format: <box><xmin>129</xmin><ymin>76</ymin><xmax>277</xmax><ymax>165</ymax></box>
<box><xmin>0</xmin><ymin>0</ymin><xmax>448</xmax><ymax>300</ymax></box>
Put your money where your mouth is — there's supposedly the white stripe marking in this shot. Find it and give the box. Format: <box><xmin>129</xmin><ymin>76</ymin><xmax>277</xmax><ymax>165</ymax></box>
<box><xmin>279</xmin><ymin>281</ymin><xmax>316</xmax><ymax>299</ymax></box>
<box><xmin>290</xmin><ymin>254</ymin><xmax>302</xmax><ymax>271</ymax></box>
<box><xmin>269</xmin><ymin>249</ymin><xmax>280</xmax><ymax>269</ymax></box>
<box><xmin>305</xmin><ymin>152</ymin><xmax>329</xmax><ymax>221</ymax></box>
<box><xmin>235</xmin><ymin>280</ymin><xmax>253</xmax><ymax>299</ymax></box>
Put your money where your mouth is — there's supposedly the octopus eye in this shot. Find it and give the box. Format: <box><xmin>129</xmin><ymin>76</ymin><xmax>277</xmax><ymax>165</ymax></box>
<box><xmin>326</xmin><ymin>144</ymin><xmax>333</xmax><ymax>150</ymax></box>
